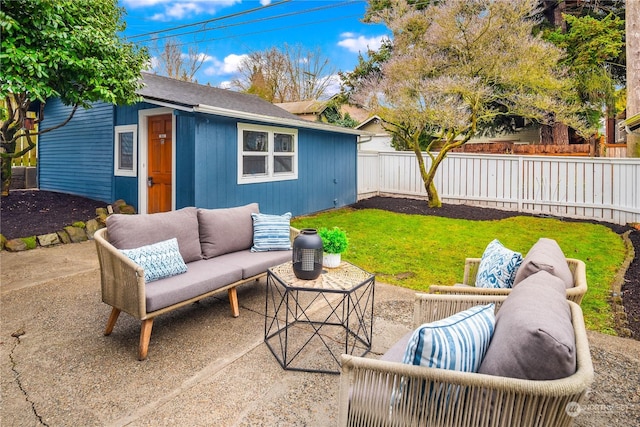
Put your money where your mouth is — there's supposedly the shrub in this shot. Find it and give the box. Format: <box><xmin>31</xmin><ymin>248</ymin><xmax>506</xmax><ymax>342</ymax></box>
<box><xmin>318</xmin><ymin>227</ymin><xmax>349</xmax><ymax>254</ymax></box>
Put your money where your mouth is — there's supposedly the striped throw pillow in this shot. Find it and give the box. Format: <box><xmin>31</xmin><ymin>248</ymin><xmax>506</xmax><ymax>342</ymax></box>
<box><xmin>251</xmin><ymin>212</ymin><xmax>292</xmax><ymax>252</ymax></box>
<box><xmin>120</xmin><ymin>238</ymin><xmax>188</xmax><ymax>283</ymax></box>
<box><xmin>403</xmin><ymin>303</ymin><xmax>496</xmax><ymax>371</ymax></box>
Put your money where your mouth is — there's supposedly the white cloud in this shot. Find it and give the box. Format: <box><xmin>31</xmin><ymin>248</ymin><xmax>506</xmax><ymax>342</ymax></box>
<box><xmin>321</xmin><ymin>74</ymin><xmax>342</xmax><ymax>98</ymax></box>
<box><xmin>260</xmin><ymin>0</ymin><xmax>272</xmax><ymax>5</ymax></box>
<box><xmin>125</xmin><ymin>0</ymin><xmax>240</xmax><ymax>21</ymax></box>
<box><xmin>203</xmin><ymin>53</ymin><xmax>248</xmax><ymax>76</ymax></box>
<box><xmin>218</xmin><ymin>80</ymin><xmax>233</xmax><ymax>89</ymax></box>
<box><xmin>338</xmin><ymin>34</ymin><xmax>387</xmax><ymax>54</ymax></box>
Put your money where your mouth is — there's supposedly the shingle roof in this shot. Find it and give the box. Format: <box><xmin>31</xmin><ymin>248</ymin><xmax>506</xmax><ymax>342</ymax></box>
<box><xmin>274</xmin><ymin>100</ymin><xmax>329</xmax><ymax>115</ymax></box>
<box><xmin>138</xmin><ymin>72</ymin><xmax>303</xmax><ymax>122</ymax></box>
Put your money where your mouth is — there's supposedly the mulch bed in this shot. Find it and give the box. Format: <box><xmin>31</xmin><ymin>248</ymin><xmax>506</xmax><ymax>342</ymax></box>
<box><xmin>2</xmin><ymin>191</ymin><xmax>638</xmax><ymax>338</ymax></box>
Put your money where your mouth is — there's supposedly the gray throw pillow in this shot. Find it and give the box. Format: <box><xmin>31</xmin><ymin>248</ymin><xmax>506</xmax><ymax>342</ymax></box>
<box><xmin>514</xmin><ymin>238</ymin><xmax>573</xmax><ymax>288</ymax></box>
<box><xmin>198</xmin><ymin>203</ymin><xmax>259</xmax><ymax>259</ymax></box>
<box><xmin>106</xmin><ymin>207</ymin><xmax>202</xmax><ymax>263</ymax></box>
<box><xmin>478</xmin><ymin>270</ymin><xmax>576</xmax><ymax>380</ymax></box>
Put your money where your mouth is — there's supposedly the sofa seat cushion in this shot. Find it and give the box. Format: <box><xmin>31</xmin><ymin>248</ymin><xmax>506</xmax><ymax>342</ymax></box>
<box><xmin>215</xmin><ymin>249</ymin><xmax>292</xmax><ymax>279</ymax></box>
<box><xmin>478</xmin><ymin>270</ymin><xmax>576</xmax><ymax>380</ymax></box>
<box><xmin>145</xmin><ymin>259</ymin><xmax>243</xmax><ymax>312</ymax></box>
<box><xmin>514</xmin><ymin>237</ymin><xmax>573</xmax><ymax>288</ymax></box>
<box><xmin>380</xmin><ymin>331</ymin><xmax>413</xmax><ymax>362</ymax></box>
<box><xmin>198</xmin><ymin>203</ymin><xmax>259</xmax><ymax>259</ymax></box>
<box><xmin>107</xmin><ymin>207</ymin><xmax>202</xmax><ymax>263</ymax></box>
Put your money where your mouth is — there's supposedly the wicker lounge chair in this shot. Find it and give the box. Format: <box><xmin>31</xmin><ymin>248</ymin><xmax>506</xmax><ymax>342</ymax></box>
<box><xmin>338</xmin><ymin>293</ymin><xmax>593</xmax><ymax>427</ymax></box>
<box><xmin>428</xmin><ymin>257</ymin><xmax>587</xmax><ymax>304</ymax></box>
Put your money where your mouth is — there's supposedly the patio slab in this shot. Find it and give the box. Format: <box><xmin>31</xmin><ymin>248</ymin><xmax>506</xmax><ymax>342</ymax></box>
<box><xmin>2</xmin><ymin>241</ymin><xmax>639</xmax><ymax>426</ymax></box>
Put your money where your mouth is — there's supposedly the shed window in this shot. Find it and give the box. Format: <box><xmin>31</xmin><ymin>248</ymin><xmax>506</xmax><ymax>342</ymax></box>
<box><xmin>114</xmin><ymin>125</ymin><xmax>137</xmax><ymax>177</ymax></box>
<box><xmin>238</xmin><ymin>124</ymin><xmax>297</xmax><ymax>184</ymax></box>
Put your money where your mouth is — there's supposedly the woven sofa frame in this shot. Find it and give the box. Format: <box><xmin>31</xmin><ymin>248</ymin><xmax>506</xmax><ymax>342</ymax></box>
<box><xmin>94</xmin><ymin>227</ymin><xmax>299</xmax><ymax>360</ymax></box>
<box><xmin>428</xmin><ymin>258</ymin><xmax>587</xmax><ymax>304</ymax></box>
<box><xmin>338</xmin><ymin>294</ymin><xmax>594</xmax><ymax>427</ymax></box>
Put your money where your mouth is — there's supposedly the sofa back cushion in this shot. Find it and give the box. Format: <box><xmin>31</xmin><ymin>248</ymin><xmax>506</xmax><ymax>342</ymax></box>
<box><xmin>106</xmin><ymin>207</ymin><xmax>202</xmax><ymax>263</ymax></box>
<box><xmin>198</xmin><ymin>203</ymin><xmax>259</xmax><ymax>259</ymax></box>
<box><xmin>514</xmin><ymin>237</ymin><xmax>573</xmax><ymax>288</ymax></box>
<box><xmin>478</xmin><ymin>270</ymin><xmax>576</xmax><ymax>380</ymax></box>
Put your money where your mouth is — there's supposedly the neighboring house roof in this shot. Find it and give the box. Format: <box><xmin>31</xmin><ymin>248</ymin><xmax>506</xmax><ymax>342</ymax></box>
<box><xmin>138</xmin><ymin>73</ymin><xmax>367</xmax><ymax>136</ymax></box>
<box><xmin>274</xmin><ymin>100</ymin><xmax>329</xmax><ymax>115</ymax></box>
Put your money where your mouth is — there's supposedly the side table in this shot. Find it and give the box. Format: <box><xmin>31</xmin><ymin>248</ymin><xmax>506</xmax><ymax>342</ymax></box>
<box><xmin>264</xmin><ymin>261</ymin><xmax>375</xmax><ymax>374</ymax></box>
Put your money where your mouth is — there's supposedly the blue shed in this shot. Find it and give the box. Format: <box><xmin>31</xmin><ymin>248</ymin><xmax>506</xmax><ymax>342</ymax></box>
<box><xmin>38</xmin><ymin>73</ymin><xmax>367</xmax><ymax>216</ymax></box>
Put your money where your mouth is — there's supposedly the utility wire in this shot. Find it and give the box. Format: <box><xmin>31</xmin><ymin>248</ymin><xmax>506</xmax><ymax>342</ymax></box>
<box><xmin>133</xmin><ymin>1</ymin><xmax>364</xmax><ymax>45</ymax></box>
<box><xmin>127</xmin><ymin>0</ymin><xmax>292</xmax><ymax>39</ymax></box>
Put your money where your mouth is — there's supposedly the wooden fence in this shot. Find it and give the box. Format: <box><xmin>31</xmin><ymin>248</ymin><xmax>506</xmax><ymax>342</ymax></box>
<box><xmin>10</xmin><ymin>130</ymin><xmax>38</xmax><ymax>167</ymax></box>
<box><xmin>358</xmin><ymin>151</ymin><xmax>640</xmax><ymax>226</ymax></box>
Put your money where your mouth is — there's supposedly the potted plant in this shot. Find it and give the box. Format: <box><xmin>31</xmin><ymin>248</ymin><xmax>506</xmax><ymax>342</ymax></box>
<box><xmin>318</xmin><ymin>227</ymin><xmax>348</xmax><ymax>268</ymax></box>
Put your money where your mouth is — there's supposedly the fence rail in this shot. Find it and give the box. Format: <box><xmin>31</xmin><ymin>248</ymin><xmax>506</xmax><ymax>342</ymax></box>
<box><xmin>357</xmin><ymin>151</ymin><xmax>640</xmax><ymax>226</ymax></box>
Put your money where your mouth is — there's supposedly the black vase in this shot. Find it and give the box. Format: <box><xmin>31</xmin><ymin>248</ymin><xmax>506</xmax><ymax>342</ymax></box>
<box><xmin>292</xmin><ymin>228</ymin><xmax>323</xmax><ymax>280</ymax></box>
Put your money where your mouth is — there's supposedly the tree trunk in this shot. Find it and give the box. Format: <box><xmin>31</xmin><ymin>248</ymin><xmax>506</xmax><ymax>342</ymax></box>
<box><xmin>1</xmin><ymin>155</ymin><xmax>12</xmax><ymax>196</ymax></box>
<box><xmin>552</xmin><ymin>123</ymin><xmax>570</xmax><ymax>145</ymax></box>
<box><xmin>627</xmin><ymin>0</ymin><xmax>640</xmax><ymax>157</ymax></box>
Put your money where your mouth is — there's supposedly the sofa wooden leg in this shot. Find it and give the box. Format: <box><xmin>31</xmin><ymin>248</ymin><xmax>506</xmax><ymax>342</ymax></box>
<box><xmin>228</xmin><ymin>287</ymin><xmax>239</xmax><ymax>318</ymax></box>
<box><xmin>104</xmin><ymin>308</ymin><xmax>121</xmax><ymax>336</ymax></box>
<box><xmin>138</xmin><ymin>319</ymin><xmax>154</xmax><ymax>361</ymax></box>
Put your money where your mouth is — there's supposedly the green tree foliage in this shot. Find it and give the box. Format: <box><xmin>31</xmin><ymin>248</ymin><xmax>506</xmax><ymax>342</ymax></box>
<box><xmin>0</xmin><ymin>0</ymin><xmax>149</xmax><ymax>195</ymax></box>
<box><xmin>544</xmin><ymin>13</ymin><xmax>625</xmax><ymax>128</ymax></box>
<box><xmin>356</xmin><ymin>0</ymin><xmax>588</xmax><ymax>207</ymax></box>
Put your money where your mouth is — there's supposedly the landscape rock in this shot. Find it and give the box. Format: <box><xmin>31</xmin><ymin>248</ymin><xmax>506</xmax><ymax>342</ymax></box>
<box><xmin>5</xmin><ymin>239</ymin><xmax>27</xmax><ymax>252</ymax></box>
<box><xmin>63</xmin><ymin>226</ymin><xmax>88</xmax><ymax>243</ymax></box>
<box><xmin>85</xmin><ymin>219</ymin><xmax>103</xmax><ymax>239</ymax></box>
<box><xmin>119</xmin><ymin>205</ymin><xmax>136</xmax><ymax>214</ymax></box>
<box><xmin>111</xmin><ymin>199</ymin><xmax>127</xmax><ymax>214</ymax></box>
<box><xmin>0</xmin><ymin>234</ymin><xmax>6</xmax><ymax>250</ymax></box>
<box><xmin>57</xmin><ymin>230</ymin><xmax>71</xmax><ymax>244</ymax></box>
<box><xmin>37</xmin><ymin>233</ymin><xmax>61</xmax><ymax>247</ymax></box>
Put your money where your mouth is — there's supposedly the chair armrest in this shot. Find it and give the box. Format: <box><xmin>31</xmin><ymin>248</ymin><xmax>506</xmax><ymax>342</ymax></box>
<box><xmin>566</xmin><ymin>258</ymin><xmax>588</xmax><ymax>304</ymax></box>
<box><xmin>463</xmin><ymin>257</ymin><xmax>481</xmax><ymax>285</ymax></box>
<box><xmin>289</xmin><ymin>226</ymin><xmax>300</xmax><ymax>243</ymax></box>
<box><xmin>413</xmin><ymin>293</ymin><xmax>507</xmax><ymax>327</ymax></box>
<box><xmin>94</xmin><ymin>228</ymin><xmax>147</xmax><ymax>319</ymax></box>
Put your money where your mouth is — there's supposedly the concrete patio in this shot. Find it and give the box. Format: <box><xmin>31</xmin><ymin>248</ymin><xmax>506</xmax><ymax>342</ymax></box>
<box><xmin>2</xmin><ymin>241</ymin><xmax>639</xmax><ymax>426</ymax></box>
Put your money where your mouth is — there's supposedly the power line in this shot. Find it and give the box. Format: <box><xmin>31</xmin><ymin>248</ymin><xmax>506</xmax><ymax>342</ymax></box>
<box><xmin>133</xmin><ymin>1</ymin><xmax>364</xmax><ymax>45</ymax></box>
<box><xmin>127</xmin><ymin>0</ymin><xmax>292</xmax><ymax>39</ymax></box>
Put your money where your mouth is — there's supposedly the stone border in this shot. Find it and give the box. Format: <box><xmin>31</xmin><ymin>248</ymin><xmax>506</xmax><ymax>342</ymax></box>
<box><xmin>1</xmin><ymin>200</ymin><xmax>135</xmax><ymax>252</ymax></box>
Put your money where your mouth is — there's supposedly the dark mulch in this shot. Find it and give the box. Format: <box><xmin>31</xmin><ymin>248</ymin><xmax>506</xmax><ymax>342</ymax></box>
<box><xmin>1</xmin><ymin>191</ymin><xmax>638</xmax><ymax>338</ymax></box>
<box><xmin>1</xmin><ymin>190</ymin><xmax>106</xmax><ymax>240</ymax></box>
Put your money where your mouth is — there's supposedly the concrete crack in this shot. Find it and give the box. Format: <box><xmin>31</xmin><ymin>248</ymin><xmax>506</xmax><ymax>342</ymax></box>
<box><xmin>10</xmin><ymin>329</ymin><xmax>49</xmax><ymax>427</ymax></box>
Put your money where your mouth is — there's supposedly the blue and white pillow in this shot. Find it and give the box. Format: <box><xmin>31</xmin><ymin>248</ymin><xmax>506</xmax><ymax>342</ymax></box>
<box><xmin>403</xmin><ymin>303</ymin><xmax>496</xmax><ymax>371</ymax></box>
<box><xmin>120</xmin><ymin>238</ymin><xmax>188</xmax><ymax>283</ymax></box>
<box><xmin>475</xmin><ymin>239</ymin><xmax>523</xmax><ymax>289</ymax></box>
<box><xmin>251</xmin><ymin>212</ymin><xmax>292</xmax><ymax>252</ymax></box>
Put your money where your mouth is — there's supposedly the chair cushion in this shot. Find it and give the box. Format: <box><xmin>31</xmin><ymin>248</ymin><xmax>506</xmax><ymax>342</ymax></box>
<box><xmin>478</xmin><ymin>270</ymin><xmax>576</xmax><ymax>380</ymax></box>
<box><xmin>514</xmin><ymin>237</ymin><xmax>573</xmax><ymax>288</ymax></box>
<box><xmin>475</xmin><ymin>239</ymin><xmax>523</xmax><ymax>289</ymax></box>
<box><xmin>251</xmin><ymin>212</ymin><xmax>292</xmax><ymax>252</ymax></box>
<box><xmin>120</xmin><ymin>238</ymin><xmax>187</xmax><ymax>283</ymax></box>
<box><xmin>403</xmin><ymin>303</ymin><xmax>495</xmax><ymax>372</ymax></box>
<box><xmin>198</xmin><ymin>203</ymin><xmax>259</xmax><ymax>259</ymax></box>
<box><xmin>106</xmin><ymin>207</ymin><xmax>202</xmax><ymax>263</ymax></box>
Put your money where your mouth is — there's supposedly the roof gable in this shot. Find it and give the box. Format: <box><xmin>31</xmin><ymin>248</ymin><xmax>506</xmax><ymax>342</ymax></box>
<box><xmin>138</xmin><ymin>72</ymin><xmax>301</xmax><ymax>122</ymax></box>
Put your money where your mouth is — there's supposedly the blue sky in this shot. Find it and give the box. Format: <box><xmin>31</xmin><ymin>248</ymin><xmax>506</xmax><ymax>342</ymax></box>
<box><xmin>119</xmin><ymin>0</ymin><xmax>389</xmax><ymax>94</ymax></box>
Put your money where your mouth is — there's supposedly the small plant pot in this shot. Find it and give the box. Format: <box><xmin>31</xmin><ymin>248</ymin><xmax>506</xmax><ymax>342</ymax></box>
<box><xmin>323</xmin><ymin>252</ymin><xmax>341</xmax><ymax>268</ymax></box>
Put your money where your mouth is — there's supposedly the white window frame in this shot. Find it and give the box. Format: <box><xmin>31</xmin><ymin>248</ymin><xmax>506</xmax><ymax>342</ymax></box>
<box><xmin>114</xmin><ymin>125</ymin><xmax>137</xmax><ymax>177</ymax></box>
<box><xmin>237</xmin><ymin>123</ymin><xmax>298</xmax><ymax>184</ymax></box>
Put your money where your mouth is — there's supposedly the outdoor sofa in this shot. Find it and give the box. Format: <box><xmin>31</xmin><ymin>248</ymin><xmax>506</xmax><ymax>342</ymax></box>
<box><xmin>94</xmin><ymin>203</ymin><xmax>297</xmax><ymax>360</ymax></box>
<box><xmin>338</xmin><ymin>288</ymin><xmax>594</xmax><ymax>427</ymax></box>
<box><xmin>428</xmin><ymin>238</ymin><xmax>588</xmax><ymax>304</ymax></box>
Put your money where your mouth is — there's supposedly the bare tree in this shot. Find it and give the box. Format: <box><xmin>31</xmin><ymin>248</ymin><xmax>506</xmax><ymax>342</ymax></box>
<box><xmin>231</xmin><ymin>44</ymin><xmax>334</xmax><ymax>102</ymax></box>
<box><xmin>153</xmin><ymin>38</ymin><xmax>206</xmax><ymax>83</ymax></box>
<box><xmin>356</xmin><ymin>0</ymin><xmax>588</xmax><ymax>207</ymax></box>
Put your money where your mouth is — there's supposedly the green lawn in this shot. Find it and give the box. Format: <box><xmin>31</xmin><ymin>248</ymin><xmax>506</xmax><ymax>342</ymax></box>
<box><xmin>292</xmin><ymin>208</ymin><xmax>627</xmax><ymax>335</ymax></box>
